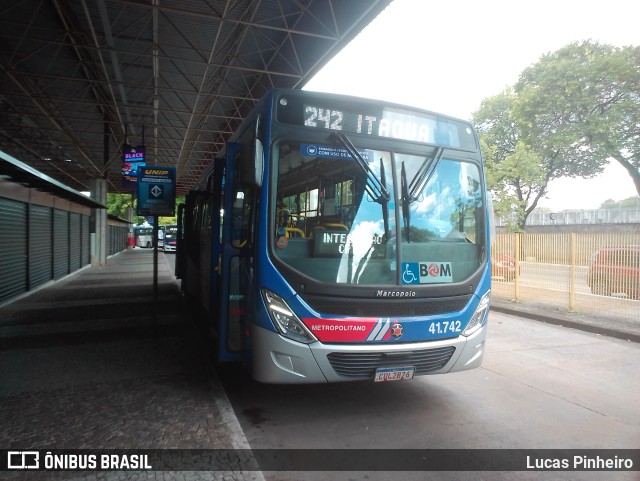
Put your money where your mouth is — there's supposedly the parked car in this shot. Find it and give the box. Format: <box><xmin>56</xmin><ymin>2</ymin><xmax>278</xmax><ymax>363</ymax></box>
<box><xmin>587</xmin><ymin>246</ymin><xmax>640</xmax><ymax>299</ymax></box>
<box><xmin>491</xmin><ymin>252</ymin><xmax>517</xmax><ymax>281</ymax></box>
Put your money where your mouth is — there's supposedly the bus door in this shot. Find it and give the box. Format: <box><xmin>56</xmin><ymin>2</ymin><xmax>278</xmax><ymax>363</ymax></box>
<box><xmin>216</xmin><ymin>136</ymin><xmax>263</xmax><ymax>363</ymax></box>
<box><xmin>175</xmin><ymin>203</ymin><xmax>185</xmax><ymax>279</ymax></box>
<box><xmin>181</xmin><ymin>191</ymin><xmax>211</xmax><ymax>304</ymax></box>
<box><xmin>205</xmin><ymin>158</ymin><xmax>225</xmax><ymax>351</ymax></box>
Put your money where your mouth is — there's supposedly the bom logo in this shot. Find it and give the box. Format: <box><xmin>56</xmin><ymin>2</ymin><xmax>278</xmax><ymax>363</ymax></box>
<box><xmin>402</xmin><ymin>262</ymin><xmax>453</xmax><ymax>284</ymax></box>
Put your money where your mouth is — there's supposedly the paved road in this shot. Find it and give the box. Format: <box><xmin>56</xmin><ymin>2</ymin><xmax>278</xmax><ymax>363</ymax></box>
<box><xmin>219</xmin><ymin>310</ymin><xmax>640</xmax><ymax>481</ymax></box>
<box><xmin>516</xmin><ymin>262</ymin><xmax>591</xmax><ymax>294</ymax></box>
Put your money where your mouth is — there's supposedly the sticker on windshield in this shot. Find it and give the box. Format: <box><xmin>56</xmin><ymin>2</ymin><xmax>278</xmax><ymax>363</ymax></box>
<box><xmin>301</xmin><ymin>143</ymin><xmax>371</xmax><ymax>161</ymax></box>
<box><xmin>402</xmin><ymin>262</ymin><xmax>453</xmax><ymax>284</ymax></box>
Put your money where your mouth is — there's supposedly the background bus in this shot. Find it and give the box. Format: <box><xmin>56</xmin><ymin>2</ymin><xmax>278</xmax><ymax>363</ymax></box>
<box><xmin>177</xmin><ymin>89</ymin><xmax>491</xmax><ymax>384</ymax></box>
<box><xmin>163</xmin><ymin>224</ymin><xmax>179</xmax><ymax>252</ymax></box>
<box><xmin>133</xmin><ymin>226</ymin><xmax>154</xmax><ymax>248</ymax></box>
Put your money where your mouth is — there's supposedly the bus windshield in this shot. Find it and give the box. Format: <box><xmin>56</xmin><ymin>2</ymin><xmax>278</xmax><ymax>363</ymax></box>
<box><xmin>272</xmin><ymin>140</ymin><xmax>485</xmax><ymax>286</ymax></box>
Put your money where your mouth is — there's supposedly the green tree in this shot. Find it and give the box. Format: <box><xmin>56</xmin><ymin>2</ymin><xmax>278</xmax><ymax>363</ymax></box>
<box><xmin>157</xmin><ymin>195</ymin><xmax>185</xmax><ymax>225</ymax></box>
<box><xmin>473</xmin><ymin>91</ymin><xmax>547</xmax><ymax>231</ymax></box>
<box><xmin>599</xmin><ymin>196</ymin><xmax>640</xmax><ymax>209</ymax></box>
<box><xmin>515</xmin><ymin>41</ymin><xmax>640</xmax><ymax>195</ymax></box>
<box><xmin>106</xmin><ymin>193</ymin><xmax>134</xmax><ymax>219</ymax></box>
<box><xmin>475</xmin><ymin>41</ymin><xmax>640</xmax><ymax>231</ymax></box>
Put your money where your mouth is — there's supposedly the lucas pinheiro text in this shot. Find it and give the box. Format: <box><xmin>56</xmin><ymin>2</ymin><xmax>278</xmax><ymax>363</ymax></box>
<box><xmin>526</xmin><ymin>455</ymin><xmax>633</xmax><ymax>470</ymax></box>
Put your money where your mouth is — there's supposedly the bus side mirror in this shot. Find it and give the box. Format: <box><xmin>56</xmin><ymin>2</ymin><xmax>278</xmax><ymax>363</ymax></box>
<box><xmin>253</xmin><ymin>138</ymin><xmax>264</xmax><ymax>188</ymax></box>
<box><xmin>234</xmin><ymin>139</ymin><xmax>264</xmax><ymax>188</ymax></box>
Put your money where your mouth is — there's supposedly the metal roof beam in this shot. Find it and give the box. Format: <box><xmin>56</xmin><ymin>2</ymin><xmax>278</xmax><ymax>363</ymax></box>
<box><xmin>118</xmin><ymin>0</ymin><xmax>338</xmax><ymax>40</ymax></box>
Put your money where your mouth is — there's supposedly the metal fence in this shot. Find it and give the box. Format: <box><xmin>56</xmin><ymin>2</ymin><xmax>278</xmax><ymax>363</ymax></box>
<box><xmin>491</xmin><ymin>232</ymin><xmax>640</xmax><ymax>321</ymax></box>
<box><xmin>495</xmin><ymin>207</ymin><xmax>640</xmax><ymax>226</ymax></box>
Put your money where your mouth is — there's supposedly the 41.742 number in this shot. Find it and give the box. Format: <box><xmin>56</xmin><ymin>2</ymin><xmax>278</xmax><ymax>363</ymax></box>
<box><xmin>428</xmin><ymin>320</ymin><xmax>462</xmax><ymax>335</ymax></box>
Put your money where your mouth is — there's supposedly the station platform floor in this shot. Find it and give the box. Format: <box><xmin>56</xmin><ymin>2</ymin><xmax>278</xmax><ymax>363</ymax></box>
<box><xmin>0</xmin><ymin>248</ymin><xmax>263</xmax><ymax>480</ymax></box>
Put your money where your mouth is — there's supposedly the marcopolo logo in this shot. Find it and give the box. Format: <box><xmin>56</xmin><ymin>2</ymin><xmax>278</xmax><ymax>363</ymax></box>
<box><xmin>402</xmin><ymin>262</ymin><xmax>453</xmax><ymax>284</ymax></box>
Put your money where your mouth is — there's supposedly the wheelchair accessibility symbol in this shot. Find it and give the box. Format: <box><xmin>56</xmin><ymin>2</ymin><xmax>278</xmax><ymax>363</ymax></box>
<box><xmin>402</xmin><ymin>263</ymin><xmax>420</xmax><ymax>284</ymax></box>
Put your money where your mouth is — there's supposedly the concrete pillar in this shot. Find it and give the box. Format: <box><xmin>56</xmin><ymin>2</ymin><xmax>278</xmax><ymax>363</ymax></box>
<box><xmin>89</xmin><ymin>178</ymin><xmax>108</xmax><ymax>265</ymax></box>
<box><xmin>126</xmin><ymin>206</ymin><xmax>134</xmax><ymax>249</ymax></box>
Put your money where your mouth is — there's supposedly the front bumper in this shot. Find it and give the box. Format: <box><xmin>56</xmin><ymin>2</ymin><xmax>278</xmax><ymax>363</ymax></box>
<box><xmin>251</xmin><ymin>321</ymin><xmax>487</xmax><ymax>384</ymax></box>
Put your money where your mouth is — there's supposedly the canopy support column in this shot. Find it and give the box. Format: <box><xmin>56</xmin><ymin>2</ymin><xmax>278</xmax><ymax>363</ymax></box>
<box><xmin>90</xmin><ymin>178</ymin><xmax>107</xmax><ymax>265</ymax></box>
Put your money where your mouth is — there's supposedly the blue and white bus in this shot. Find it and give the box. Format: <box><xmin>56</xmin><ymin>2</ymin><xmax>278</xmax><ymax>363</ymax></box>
<box><xmin>178</xmin><ymin>89</ymin><xmax>491</xmax><ymax>383</ymax></box>
<box><xmin>162</xmin><ymin>224</ymin><xmax>178</xmax><ymax>252</ymax></box>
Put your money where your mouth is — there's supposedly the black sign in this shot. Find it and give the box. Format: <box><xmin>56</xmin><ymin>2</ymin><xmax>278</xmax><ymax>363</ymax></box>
<box><xmin>122</xmin><ymin>145</ymin><xmax>146</xmax><ymax>191</ymax></box>
<box><xmin>313</xmin><ymin>229</ymin><xmax>350</xmax><ymax>257</ymax></box>
<box><xmin>313</xmin><ymin>229</ymin><xmax>386</xmax><ymax>258</ymax></box>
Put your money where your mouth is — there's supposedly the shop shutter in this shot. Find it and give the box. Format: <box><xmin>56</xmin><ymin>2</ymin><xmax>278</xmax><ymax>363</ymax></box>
<box><xmin>81</xmin><ymin>214</ymin><xmax>90</xmax><ymax>266</ymax></box>
<box><xmin>0</xmin><ymin>198</ymin><xmax>28</xmax><ymax>302</ymax></box>
<box><xmin>53</xmin><ymin>209</ymin><xmax>70</xmax><ymax>279</ymax></box>
<box><xmin>69</xmin><ymin>212</ymin><xmax>81</xmax><ymax>271</ymax></box>
<box><xmin>29</xmin><ymin>204</ymin><xmax>53</xmax><ymax>289</ymax></box>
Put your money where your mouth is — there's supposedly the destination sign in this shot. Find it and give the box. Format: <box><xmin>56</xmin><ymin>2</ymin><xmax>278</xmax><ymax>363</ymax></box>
<box><xmin>303</xmin><ymin>105</ymin><xmax>466</xmax><ymax>147</ymax></box>
<box><xmin>275</xmin><ymin>92</ymin><xmax>477</xmax><ymax>151</ymax></box>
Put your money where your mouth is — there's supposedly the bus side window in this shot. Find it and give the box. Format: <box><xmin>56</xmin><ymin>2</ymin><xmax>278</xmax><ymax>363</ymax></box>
<box><xmin>232</xmin><ymin>184</ymin><xmax>258</xmax><ymax>248</ymax></box>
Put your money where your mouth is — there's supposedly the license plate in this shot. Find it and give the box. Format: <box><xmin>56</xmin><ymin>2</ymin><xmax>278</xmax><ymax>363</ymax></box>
<box><xmin>373</xmin><ymin>366</ymin><xmax>415</xmax><ymax>382</ymax></box>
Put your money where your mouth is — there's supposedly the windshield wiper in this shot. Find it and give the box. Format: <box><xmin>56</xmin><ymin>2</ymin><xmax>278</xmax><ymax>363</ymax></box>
<box><xmin>332</xmin><ymin>132</ymin><xmax>390</xmax><ymax>241</ymax></box>
<box><xmin>401</xmin><ymin>161</ymin><xmax>411</xmax><ymax>242</ymax></box>
<box><xmin>331</xmin><ymin>132</ymin><xmax>390</xmax><ymax>205</ymax></box>
<box><xmin>407</xmin><ymin>146</ymin><xmax>444</xmax><ymax>202</ymax></box>
<box><xmin>401</xmin><ymin>147</ymin><xmax>444</xmax><ymax>243</ymax></box>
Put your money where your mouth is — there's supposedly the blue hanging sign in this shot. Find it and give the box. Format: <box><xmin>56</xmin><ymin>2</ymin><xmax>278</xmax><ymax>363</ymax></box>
<box><xmin>136</xmin><ymin>166</ymin><xmax>176</xmax><ymax>216</ymax></box>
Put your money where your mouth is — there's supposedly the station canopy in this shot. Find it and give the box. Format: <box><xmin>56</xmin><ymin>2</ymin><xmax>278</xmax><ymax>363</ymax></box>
<box><xmin>0</xmin><ymin>0</ymin><xmax>391</xmax><ymax>195</ymax></box>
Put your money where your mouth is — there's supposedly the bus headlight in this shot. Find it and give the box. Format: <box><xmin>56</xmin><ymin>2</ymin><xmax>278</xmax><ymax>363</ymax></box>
<box><xmin>462</xmin><ymin>291</ymin><xmax>490</xmax><ymax>337</ymax></box>
<box><xmin>261</xmin><ymin>289</ymin><xmax>317</xmax><ymax>344</ymax></box>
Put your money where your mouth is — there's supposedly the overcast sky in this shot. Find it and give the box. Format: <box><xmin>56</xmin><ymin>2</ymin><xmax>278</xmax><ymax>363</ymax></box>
<box><xmin>304</xmin><ymin>0</ymin><xmax>639</xmax><ymax>211</ymax></box>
